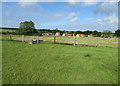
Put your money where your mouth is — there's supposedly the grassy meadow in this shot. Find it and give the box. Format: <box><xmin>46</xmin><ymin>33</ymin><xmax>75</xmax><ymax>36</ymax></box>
<box><xmin>2</xmin><ymin>40</ymin><xmax>118</xmax><ymax>84</ymax></box>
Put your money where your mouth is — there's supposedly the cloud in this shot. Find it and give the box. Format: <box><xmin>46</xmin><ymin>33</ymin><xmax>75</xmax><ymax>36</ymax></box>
<box><xmin>2</xmin><ymin>0</ymin><xmax>57</xmax><ymax>2</ymax></box>
<box><xmin>104</xmin><ymin>14</ymin><xmax>118</xmax><ymax>23</ymax></box>
<box><xmin>95</xmin><ymin>19</ymin><xmax>102</xmax><ymax>24</ymax></box>
<box><xmin>68</xmin><ymin>0</ymin><xmax>77</xmax><ymax>6</ymax></box>
<box><xmin>1</xmin><ymin>0</ymin><xmax>119</xmax><ymax>2</ymax></box>
<box><xmin>38</xmin><ymin>13</ymin><xmax>63</xmax><ymax>23</ymax></box>
<box><xmin>19</xmin><ymin>0</ymin><xmax>38</xmax><ymax>2</ymax></box>
<box><xmin>85</xmin><ymin>17</ymin><xmax>94</xmax><ymax>20</ymax></box>
<box><xmin>82</xmin><ymin>2</ymin><xmax>97</xmax><ymax>6</ymax></box>
<box><xmin>70</xmin><ymin>17</ymin><xmax>79</xmax><ymax>22</ymax></box>
<box><xmin>94</xmin><ymin>2</ymin><xmax>118</xmax><ymax>15</ymax></box>
<box><xmin>4</xmin><ymin>10</ymin><xmax>10</xmax><ymax>16</ymax></box>
<box><xmin>68</xmin><ymin>0</ymin><xmax>98</xmax><ymax>7</ymax></box>
<box><xmin>18</xmin><ymin>0</ymin><xmax>38</xmax><ymax>8</ymax></box>
<box><xmin>54</xmin><ymin>13</ymin><xmax>63</xmax><ymax>18</ymax></box>
<box><xmin>64</xmin><ymin>12</ymin><xmax>77</xmax><ymax>19</ymax></box>
<box><xmin>94</xmin><ymin>14</ymin><xmax>118</xmax><ymax>25</ymax></box>
<box><xmin>55</xmin><ymin>22</ymin><xmax>118</xmax><ymax>32</ymax></box>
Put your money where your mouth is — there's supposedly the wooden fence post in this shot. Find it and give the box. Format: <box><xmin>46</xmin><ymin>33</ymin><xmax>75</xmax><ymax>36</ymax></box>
<box><xmin>33</xmin><ymin>36</ymin><xmax>35</xmax><ymax>40</ymax></box>
<box><xmin>97</xmin><ymin>37</ymin><xmax>99</xmax><ymax>47</ymax></box>
<box><xmin>9</xmin><ymin>34</ymin><xmax>12</xmax><ymax>41</ymax></box>
<box><xmin>54</xmin><ymin>36</ymin><xmax>56</xmax><ymax>44</ymax></box>
<box><xmin>37</xmin><ymin>36</ymin><xmax>39</xmax><ymax>43</ymax></box>
<box><xmin>22</xmin><ymin>35</ymin><xmax>24</xmax><ymax>42</ymax></box>
<box><xmin>74</xmin><ymin>36</ymin><xmax>76</xmax><ymax>46</ymax></box>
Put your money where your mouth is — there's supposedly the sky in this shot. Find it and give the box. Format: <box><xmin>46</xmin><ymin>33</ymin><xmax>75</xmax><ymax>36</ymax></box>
<box><xmin>1</xmin><ymin>1</ymin><xmax>118</xmax><ymax>32</ymax></box>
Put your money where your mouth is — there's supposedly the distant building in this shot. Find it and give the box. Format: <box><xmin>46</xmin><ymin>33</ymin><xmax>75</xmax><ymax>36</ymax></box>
<box><xmin>67</xmin><ymin>34</ymin><xmax>72</xmax><ymax>36</ymax></box>
<box><xmin>62</xmin><ymin>33</ymin><xmax>67</xmax><ymax>36</ymax></box>
<box><xmin>76</xmin><ymin>34</ymin><xmax>85</xmax><ymax>37</ymax></box>
<box><xmin>88</xmin><ymin>34</ymin><xmax>93</xmax><ymax>37</ymax></box>
<box><xmin>55</xmin><ymin>32</ymin><xmax>60</xmax><ymax>36</ymax></box>
<box><xmin>73</xmin><ymin>34</ymin><xmax>75</xmax><ymax>36</ymax></box>
<box><xmin>42</xmin><ymin>33</ymin><xmax>53</xmax><ymax>36</ymax></box>
<box><xmin>42</xmin><ymin>33</ymin><xmax>45</xmax><ymax>36</ymax></box>
<box><xmin>62</xmin><ymin>33</ymin><xmax>72</xmax><ymax>36</ymax></box>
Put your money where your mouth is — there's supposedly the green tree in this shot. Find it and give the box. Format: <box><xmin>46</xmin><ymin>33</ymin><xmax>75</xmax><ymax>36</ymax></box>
<box><xmin>6</xmin><ymin>31</ymin><xmax>10</xmax><ymax>34</ymax></box>
<box><xmin>38</xmin><ymin>31</ymin><xmax>42</xmax><ymax>36</ymax></box>
<box><xmin>55</xmin><ymin>28</ymin><xmax>59</xmax><ymax>32</ymax></box>
<box><xmin>17</xmin><ymin>21</ymin><xmax>37</xmax><ymax>35</ymax></box>
<box><xmin>92</xmin><ymin>30</ymin><xmax>101</xmax><ymax>37</ymax></box>
<box><xmin>115</xmin><ymin>29</ymin><xmax>120</xmax><ymax>37</ymax></box>
<box><xmin>102</xmin><ymin>30</ymin><xmax>112</xmax><ymax>38</ymax></box>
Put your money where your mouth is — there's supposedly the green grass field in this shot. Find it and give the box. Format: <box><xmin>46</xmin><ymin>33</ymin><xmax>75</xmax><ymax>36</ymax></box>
<box><xmin>2</xmin><ymin>40</ymin><xmax>118</xmax><ymax>84</ymax></box>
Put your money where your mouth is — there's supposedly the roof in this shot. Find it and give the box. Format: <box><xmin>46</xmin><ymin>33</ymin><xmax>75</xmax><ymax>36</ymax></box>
<box><xmin>63</xmin><ymin>33</ymin><xmax>67</xmax><ymax>35</ymax></box>
<box><xmin>77</xmin><ymin>34</ymin><xmax>85</xmax><ymax>36</ymax></box>
<box><xmin>68</xmin><ymin>34</ymin><xmax>72</xmax><ymax>35</ymax></box>
<box><xmin>88</xmin><ymin>34</ymin><xmax>93</xmax><ymax>35</ymax></box>
<box><xmin>56</xmin><ymin>32</ymin><xmax>60</xmax><ymax>35</ymax></box>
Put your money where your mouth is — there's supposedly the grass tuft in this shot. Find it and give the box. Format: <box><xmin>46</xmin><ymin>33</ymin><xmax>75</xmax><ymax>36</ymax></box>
<box><xmin>84</xmin><ymin>53</ymin><xmax>91</xmax><ymax>57</ymax></box>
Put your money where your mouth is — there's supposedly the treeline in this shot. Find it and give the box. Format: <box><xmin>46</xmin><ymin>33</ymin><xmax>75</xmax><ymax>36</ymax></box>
<box><xmin>1</xmin><ymin>21</ymin><xmax>120</xmax><ymax>38</ymax></box>
<box><xmin>0</xmin><ymin>27</ymin><xmax>18</xmax><ymax>30</ymax></box>
<box><xmin>1</xmin><ymin>27</ymin><xmax>120</xmax><ymax>38</ymax></box>
<box><xmin>36</xmin><ymin>29</ymin><xmax>120</xmax><ymax>38</ymax></box>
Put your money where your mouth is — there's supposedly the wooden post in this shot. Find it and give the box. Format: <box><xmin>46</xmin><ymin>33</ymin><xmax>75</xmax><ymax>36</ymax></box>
<box><xmin>22</xmin><ymin>35</ymin><xmax>24</xmax><ymax>42</ymax></box>
<box><xmin>9</xmin><ymin>34</ymin><xmax>12</xmax><ymax>41</ymax></box>
<box><xmin>33</xmin><ymin>36</ymin><xmax>35</xmax><ymax>40</ymax></box>
<box><xmin>97</xmin><ymin>37</ymin><xmax>99</xmax><ymax>47</ymax></box>
<box><xmin>74</xmin><ymin>36</ymin><xmax>76</xmax><ymax>46</ymax></box>
<box><xmin>37</xmin><ymin>36</ymin><xmax>39</xmax><ymax>43</ymax></box>
<box><xmin>54</xmin><ymin>36</ymin><xmax>56</xmax><ymax>44</ymax></box>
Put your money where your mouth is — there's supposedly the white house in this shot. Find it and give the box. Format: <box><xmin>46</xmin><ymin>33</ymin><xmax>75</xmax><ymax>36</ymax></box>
<box><xmin>55</xmin><ymin>32</ymin><xmax>60</xmax><ymax>36</ymax></box>
<box><xmin>62</xmin><ymin>33</ymin><xmax>67</xmax><ymax>36</ymax></box>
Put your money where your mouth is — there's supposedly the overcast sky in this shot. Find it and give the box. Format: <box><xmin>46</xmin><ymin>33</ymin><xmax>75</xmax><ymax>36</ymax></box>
<box><xmin>1</xmin><ymin>1</ymin><xmax>118</xmax><ymax>32</ymax></box>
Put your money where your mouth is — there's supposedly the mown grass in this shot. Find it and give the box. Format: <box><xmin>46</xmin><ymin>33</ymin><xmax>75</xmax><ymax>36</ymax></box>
<box><xmin>2</xmin><ymin>40</ymin><xmax>118</xmax><ymax>84</ymax></box>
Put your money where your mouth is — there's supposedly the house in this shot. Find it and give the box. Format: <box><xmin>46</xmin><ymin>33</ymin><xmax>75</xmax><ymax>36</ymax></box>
<box><xmin>76</xmin><ymin>34</ymin><xmax>85</xmax><ymax>37</ymax></box>
<box><xmin>67</xmin><ymin>34</ymin><xmax>72</xmax><ymax>36</ymax></box>
<box><xmin>55</xmin><ymin>32</ymin><xmax>60</xmax><ymax>36</ymax></box>
<box><xmin>46</xmin><ymin>33</ymin><xmax>52</xmax><ymax>36</ymax></box>
<box><xmin>42</xmin><ymin>33</ymin><xmax>53</xmax><ymax>36</ymax></box>
<box><xmin>88</xmin><ymin>34</ymin><xmax>93</xmax><ymax>37</ymax></box>
<box><xmin>62</xmin><ymin>33</ymin><xmax>67</xmax><ymax>36</ymax></box>
<box><xmin>42</xmin><ymin>33</ymin><xmax>45</xmax><ymax>36</ymax></box>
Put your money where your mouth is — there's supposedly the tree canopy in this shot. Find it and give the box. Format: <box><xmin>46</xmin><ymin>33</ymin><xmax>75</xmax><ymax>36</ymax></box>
<box><xmin>115</xmin><ymin>29</ymin><xmax>120</xmax><ymax>37</ymax></box>
<box><xmin>102</xmin><ymin>30</ymin><xmax>113</xmax><ymax>38</ymax></box>
<box><xmin>16</xmin><ymin>21</ymin><xmax>37</xmax><ymax>35</ymax></box>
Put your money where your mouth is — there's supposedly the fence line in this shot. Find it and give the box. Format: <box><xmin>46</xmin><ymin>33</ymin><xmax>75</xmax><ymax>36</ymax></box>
<box><xmin>97</xmin><ymin>37</ymin><xmax>99</xmax><ymax>47</ymax></box>
<box><xmin>76</xmin><ymin>40</ymin><xmax>97</xmax><ymax>42</ymax></box>
<box><xmin>57</xmin><ymin>36</ymin><xmax>118</xmax><ymax>40</ymax></box>
<box><xmin>74</xmin><ymin>36</ymin><xmax>76</xmax><ymax>46</ymax></box>
<box><xmin>1</xmin><ymin>34</ymin><xmax>119</xmax><ymax>47</ymax></box>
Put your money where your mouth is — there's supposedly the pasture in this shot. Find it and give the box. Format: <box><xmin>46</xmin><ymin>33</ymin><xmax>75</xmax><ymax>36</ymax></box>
<box><xmin>2</xmin><ymin>40</ymin><xmax>118</xmax><ymax>84</ymax></box>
